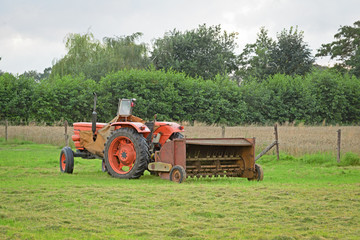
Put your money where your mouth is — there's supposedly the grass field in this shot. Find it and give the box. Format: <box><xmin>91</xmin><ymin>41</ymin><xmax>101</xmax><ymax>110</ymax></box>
<box><xmin>0</xmin><ymin>138</ymin><xmax>359</xmax><ymax>239</ymax></box>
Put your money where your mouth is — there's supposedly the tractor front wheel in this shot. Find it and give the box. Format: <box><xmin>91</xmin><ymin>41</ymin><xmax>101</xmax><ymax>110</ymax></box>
<box><xmin>104</xmin><ymin>128</ymin><xmax>149</xmax><ymax>179</ymax></box>
<box><xmin>60</xmin><ymin>147</ymin><xmax>74</xmax><ymax>173</ymax></box>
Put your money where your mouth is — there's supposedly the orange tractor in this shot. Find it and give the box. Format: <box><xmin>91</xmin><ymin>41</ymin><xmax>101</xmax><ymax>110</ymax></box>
<box><xmin>60</xmin><ymin>95</ymin><xmax>263</xmax><ymax>183</ymax></box>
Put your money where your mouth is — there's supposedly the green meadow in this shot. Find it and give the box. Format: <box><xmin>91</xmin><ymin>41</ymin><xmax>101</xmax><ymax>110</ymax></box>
<box><xmin>0</xmin><ymin>138</ymin><xmax>359</xmax><ymax>239</ymax></box>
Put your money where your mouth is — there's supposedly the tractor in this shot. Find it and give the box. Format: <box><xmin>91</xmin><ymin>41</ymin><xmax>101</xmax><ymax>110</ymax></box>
<box><xmin>60</xmin><ymin>94</ymin><xmax>263</xmax><ymax>183</ymax></box>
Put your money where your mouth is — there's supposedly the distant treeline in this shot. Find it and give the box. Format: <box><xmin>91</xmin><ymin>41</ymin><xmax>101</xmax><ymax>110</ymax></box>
<box><xmin>1</xmin><ymin>68</ymin><xmax>359</xmax><ymax>125</ymax></box>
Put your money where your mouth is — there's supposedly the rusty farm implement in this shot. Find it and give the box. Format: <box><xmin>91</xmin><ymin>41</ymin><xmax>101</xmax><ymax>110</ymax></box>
<box><xmin>60</xmin><ymin>94</ymin><xmax>263</xmax><ymax>183</ymax></box>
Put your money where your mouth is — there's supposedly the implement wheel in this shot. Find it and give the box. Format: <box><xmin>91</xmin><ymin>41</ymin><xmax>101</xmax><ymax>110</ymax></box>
<box><xmin>104</xmin><ymin>128</ymin><xmax>149</xmax><ymax>179</ymax></box>
<box><xmin>170</xmin><ymin>165</ymin><xmax>186</xmax><ymax>183</ymax></box>
<box><xmin>248</xmin><ymin>164</ymin><xmax>263</xmax><ymax>181</ymax></box>
<box><xmin>60</xmin><ymin>147</ymin><xmax>74</xmax><ymax>173</ymax></box>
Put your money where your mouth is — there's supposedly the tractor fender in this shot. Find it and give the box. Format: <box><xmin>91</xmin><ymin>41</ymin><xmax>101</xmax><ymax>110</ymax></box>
<box><xmin>154</xmin><ymin>122</ymin><xmax>184</xmax><ymax>146</ymax></box>
<box><xmin>111</xmin><ymin>122</ymin><xmax>151</xmax><ymax>137</ymax></box>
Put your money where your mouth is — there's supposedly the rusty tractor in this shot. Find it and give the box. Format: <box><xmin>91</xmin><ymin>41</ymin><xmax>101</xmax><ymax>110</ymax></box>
<box><xmin>60</xmin><ymin>94</ymin><xmax>263</xmax><ymax>183</ymax></box>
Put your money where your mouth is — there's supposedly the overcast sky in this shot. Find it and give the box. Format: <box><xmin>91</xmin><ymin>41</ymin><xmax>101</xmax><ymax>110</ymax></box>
<box><xmin>0</xmin><ymin>0</ymin><xmax>359</xmax><ymax>74</ymax></box>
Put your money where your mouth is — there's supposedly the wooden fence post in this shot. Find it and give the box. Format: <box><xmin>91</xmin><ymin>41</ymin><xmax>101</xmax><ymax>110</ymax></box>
<box><xmin>337</xmin><ymin>129</ymin><xmax>341</xmax><ymax>163</ymax></box>
<box><xmin>64</xmin><ymin>120</ymin><xmax>69</xmax><ymax>147</ymax></box>
<box><xmin>221</xmin><ymin>126</ymin><xmax>225</xmax><ymax>138</ymax></box>
<box><xmin>5</xmin><ymin>120</ymin><xmax>8</xmax><ymax>142</ymax></box>
<box><xmin>274</xmin><ymin>124</ymin><xmax>280</xmax><ymax>160</ymax></box>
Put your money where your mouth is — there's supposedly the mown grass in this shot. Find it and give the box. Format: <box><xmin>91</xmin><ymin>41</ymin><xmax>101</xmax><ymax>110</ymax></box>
<box><xmin>0</xmin><ymin>138</ymin><xmax>359</xmax><ymax>239</ymax></box>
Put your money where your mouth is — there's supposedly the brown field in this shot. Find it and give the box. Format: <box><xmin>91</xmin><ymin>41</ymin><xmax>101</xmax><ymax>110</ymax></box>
<box><xmin>184</xmin><ymin>124</ymin><xmax>360</xmax><ymax>156</ymax></box>
<box><xmin>1</xmin><ymin>123</ymin><xmax>359</xmax><ymax>156</ymax></box>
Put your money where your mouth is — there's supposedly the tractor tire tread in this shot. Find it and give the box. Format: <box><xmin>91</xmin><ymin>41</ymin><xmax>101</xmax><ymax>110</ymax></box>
<box><xmin>60</xmin><ymin>146</ymin><xmax>74</xmax><ymax>174</ymax></box>
<box><xmin>104</xmin><ymin>128</ymin><xmax>149</xmax><ymax>179</ymax></box>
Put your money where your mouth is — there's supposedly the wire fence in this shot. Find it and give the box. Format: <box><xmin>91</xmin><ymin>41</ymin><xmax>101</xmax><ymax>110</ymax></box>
<box><xmin>1</xmin><ymin>120</ymin><xmax>359</xmax><ymax>157</ymax></box>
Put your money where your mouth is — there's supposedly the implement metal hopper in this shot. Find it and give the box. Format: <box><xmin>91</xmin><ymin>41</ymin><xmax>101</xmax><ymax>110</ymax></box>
<box><xmin>153</xmin><ymin>137</ymin><xmax>259</xmax><ymax>181</ymax></box>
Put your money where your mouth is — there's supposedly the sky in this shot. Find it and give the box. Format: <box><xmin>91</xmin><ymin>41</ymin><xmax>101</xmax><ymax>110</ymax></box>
<box><xmin>0</xmin><ymin>0</ymin><xmax>359</xmax><ymax>74</ymax></box>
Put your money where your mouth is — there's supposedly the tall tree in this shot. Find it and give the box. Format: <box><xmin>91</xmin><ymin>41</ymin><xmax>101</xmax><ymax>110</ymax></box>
<box><xmin>238</xmin><ymin>27</ymin><xmax>314</xmax><ymax>82</ymax></box>
<box><xmin>51</xmin><ymin>32</ymin><xmax>149</xmax><ymax>81</ymax></box>
<box><xmin>103</xmin><ymin>32</ymin><xmax>149</xmax><ymax>71</ymax></box>
<box><xmin>269</xmin><ymin>26</ymin><xmax>314</xmax><ymax>76</ymax></box>
<box><xmin>51</xmin><ymin>32</ymin><xmax>100</xmax><ymax>79</ymax></box>
<box><xmin>316</xmin><ymin>20</ymin><xmax>360</xmax><ymax>77</ymax></box>
<box><xmin>20</xmin><ymin>67</ymin><xmax>52</xmax><ymax>82</ymax></box>
<box><xmin>151</xmin><ymin>24</ymin><xmax>238</xmax><ymax>80</ymax></box>
<box><xmin>237</xmin><ymin>27</ymin><xmax>275</xmax><ymax>82</ymax></box>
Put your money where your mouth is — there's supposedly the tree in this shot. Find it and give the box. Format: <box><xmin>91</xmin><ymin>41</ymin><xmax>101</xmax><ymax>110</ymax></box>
<box><xmin>316</xmin><ymin>20</ymin><xmax>360</xmax><ymax>77</ymax></box>
<box><xmin>51</xmin><ymin>32</ymin><xmax>100</xmax><ymax>79</ymax></box>
<box><xmin>269</xmin><ymin>26</ymin><xmax>314</xmax><ymax>76</ymax></box>
<box><xmin>103</xmin><ymin>32</ymin><xmax>149</xmax><ymax>71</ymax></box>
<box><xmin>20</xmin><ymin>70</ymin><xmax>41</xmax><ymax>82</ymax></box>
<box><xmin>238</xmin><ymin>27</ymin><xmax>314</xmax><ymax>83</ymax></box>
<box><xmin>151</xmin><ymin>24</ymin><xmax>238</xmax><ymax>80</ymax></box>
<box><xmin>237</xmin><ymin>27</ymin><xmax>275</xmax><ymax>82</ymax></box>
<box><xmin>20</xmin><ymin>68</ymin><xmax>51</xmax><ymax>82</ymax></box>
<box><xmin>40</xmin><ymin>67</ymin><xmax>52</xmax><ymax>80</ymax></box>
<box><xmin>51</xmin><ymin>32</ymin><xmax>149</xmax><ymax>81</ymax></box>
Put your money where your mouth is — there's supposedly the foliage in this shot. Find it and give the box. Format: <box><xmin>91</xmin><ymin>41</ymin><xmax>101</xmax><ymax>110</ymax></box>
<box><xmin>0</xmin><ymin>73</ymin><xmax>36</xmax><ymax>123</ymax></box>
<box><xmin>306</xmin><ymin>70</ymin><xmax>348</xmax><ymax>123</ymax></box>
<box><xmin>51</xmin><ymin>32</ymin><xmax>149</xmax><ymax>81</ymax></box>
<box><xmin>238</xmin><ymin>26</ymin><xmax>314</xmax><ymax>82</ymax></box>
<box><xmin>339</xmin><ymin>152</ymin><xmax>360</xmax><ymax>166</ymax></box>
<box><xmin>32</xmin><ymin>75</ymin><xmax>97</xmax><ymax>123</ymax></box>
<box><xmin>239</xmin><ymin>73</ymin><xmax>315</xmax><ymax>124</ymax></box>
<box><xmin>237</xmin><ymin>27</ymin><xmax>275</xmax><ymax>82</ymax></box>
<box><xmin>1</xmin><ymin>68</ymin><xmax>360</xmax><ymax>125</ymax></box>
<box><xmin>103</xmin><ymin>32</ymin><xmax>150</xmax><ymax>72</ymax></box>
<box><xmin>97</xmin><ymin>68</ymin><xmax>246</xmax><ymax>125</ymax></box>
<box><xmin>298</xmin><ymin>153</ymin><xmax>336</xmax><ymax>165</ymax></box>
<box><xmin>151</xmin><ymin>24</ymin><xmax>238</xmax><ymax>80</ymax></box>
<box><xmin>20</xmin><ymin>68</ymin><xmax>52</xmax><ymax>82</ymax></box>
<box><xmin>316</xmin><ymin>20</ymin><xmax>360</xmax><ymax>77</ymax></box>
<box><xmin>2</xmin><ymin>25</ymin><xmax>360</xmax><ymax>126</ymax></box>
<box><xmin>239</xmin><ymin>69</ymin><xmax>360</xmax><ymax>124</ymax></box>
<box><xmin>269</xmin><ymin>26</ymin><xmax>314</xmax><ymax>75</ymax></box>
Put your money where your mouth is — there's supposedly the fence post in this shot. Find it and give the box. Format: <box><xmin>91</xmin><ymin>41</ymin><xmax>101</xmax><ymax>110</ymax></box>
<box><xmin>5</xmin><ymin>120</ymin><xmax>8</xmax><ymax>142</ymax></box>
<box><xmin>337</xmin><ymin>129</ymin><xmax>341</xmax><ymax>163</ymax></box>
<box><xmin>221</xmin><ymin>126</ymin><xmax>225</xmax><ymax>138</ymax></box>
<box><xmin>274</xmin><ymin>124</ymin><xmax>280</xmax><ymax>160</ymax></box>
<box><xmin>64</xmin><ymin>120</ymin><xmax>69</xmax><ymax>147</ymax></box>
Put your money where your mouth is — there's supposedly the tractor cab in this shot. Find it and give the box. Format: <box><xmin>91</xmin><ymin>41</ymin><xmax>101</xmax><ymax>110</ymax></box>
<box><xmin>117</xmin><ymin>98</ymin><xmax>136</xmax><ymax>117</ymax></box>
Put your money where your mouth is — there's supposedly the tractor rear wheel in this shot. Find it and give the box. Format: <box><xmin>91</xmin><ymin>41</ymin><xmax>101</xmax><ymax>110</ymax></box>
<box><xmin>104</xmin><ymin>128</ymin><xmax>149</xmax><ymax>179</ymax></box>
<box><xmin>60</xmin><ymin>147</ymin><xmax>74</xmax><ymax>173</ymax></box>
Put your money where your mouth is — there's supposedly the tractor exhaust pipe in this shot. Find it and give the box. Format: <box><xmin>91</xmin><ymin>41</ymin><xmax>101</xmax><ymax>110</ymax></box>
<box><xmin>92</xmin><ymin>92</ymin><xmax>97</xmax><ymax>141</ymax></box>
